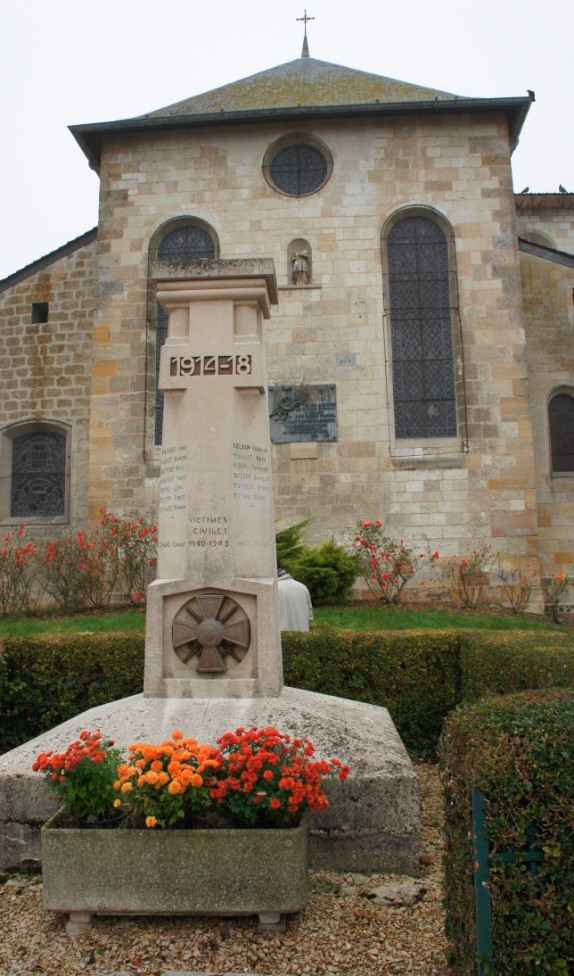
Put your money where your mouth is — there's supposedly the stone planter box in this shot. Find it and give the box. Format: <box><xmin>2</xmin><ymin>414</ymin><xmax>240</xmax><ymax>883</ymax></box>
<box><xmin>42</xmin><ymin>812</ymin><xmax>308</xmax><ymax>935</ymax></box>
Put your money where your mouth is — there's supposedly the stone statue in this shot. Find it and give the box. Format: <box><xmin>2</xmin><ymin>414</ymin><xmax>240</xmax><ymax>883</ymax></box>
<box><xmin>291</xmin><ymin>250</ymin><xmax>310</xmax><ymax>285</ymax></box>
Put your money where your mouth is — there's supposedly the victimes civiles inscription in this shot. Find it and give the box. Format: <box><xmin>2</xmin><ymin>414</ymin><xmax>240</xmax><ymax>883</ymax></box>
<box><xmin>269</xmin><ymin>385</ymin><xmax>337</xmax><ymax>443</ymax></box>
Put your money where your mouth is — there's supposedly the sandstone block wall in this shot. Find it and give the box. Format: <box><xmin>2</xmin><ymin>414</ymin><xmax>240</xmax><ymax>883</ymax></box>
<box><xmin>515</xmin><ymin>193</ymin><xmax>574</xmax><ymax>252</ymax></box>
<box><xmin>520</xmin><ymin>249</ymin><xmax>574</xmax><ymax>576</ymax></box>
<box><xmin>0</xmin><ymin>236</ymin><xmax>98</xmax><ymax>533</ymax></box>
<box><xmin>90</xmin><ymin>112</ymin><xmax>538</xmax><ymax>565</ymax></box>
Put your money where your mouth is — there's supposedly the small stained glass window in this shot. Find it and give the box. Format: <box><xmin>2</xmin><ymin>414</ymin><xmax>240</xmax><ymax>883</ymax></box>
<box><xmin>11</xmin><ymin>431</ymin><xmax>66</xmax><ymax>517</ymax></box>
<box><xmin>264</xmin><ymin>135</ymin><xmax>332</xmax><ymax>198</ymax></box>
<box><xmin>549</xmin><ymin>393</ymin><xmax>574</xmax><ymax>473</ymax></box>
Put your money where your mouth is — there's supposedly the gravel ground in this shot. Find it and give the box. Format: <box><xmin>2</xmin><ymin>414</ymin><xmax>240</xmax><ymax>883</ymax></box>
<box><xmin>0</xmin><ymin>763</ymin><xmax>450</xmax><ymax>976</ymax></box>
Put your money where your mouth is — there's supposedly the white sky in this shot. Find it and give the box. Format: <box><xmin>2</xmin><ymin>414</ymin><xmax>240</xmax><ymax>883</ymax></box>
<box><xmin>1</xmin><ymin>0</ymin><xmax>572</xmax><ymax>280</ymax></box>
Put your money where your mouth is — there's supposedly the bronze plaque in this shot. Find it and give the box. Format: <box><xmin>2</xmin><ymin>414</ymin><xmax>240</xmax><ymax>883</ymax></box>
<box><xmin>269</xmin><ymin>385</ymin><xmax>337</xmax><ymax>443</ymax></box>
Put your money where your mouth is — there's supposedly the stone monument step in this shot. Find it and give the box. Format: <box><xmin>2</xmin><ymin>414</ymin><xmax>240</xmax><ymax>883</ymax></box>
<box><xmin>0</xmin><ymin>688</ymin><xmax>420</xmax><ymax>875</ymax></box>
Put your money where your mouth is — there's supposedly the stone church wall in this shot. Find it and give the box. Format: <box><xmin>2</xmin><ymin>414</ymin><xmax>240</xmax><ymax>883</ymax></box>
<box><xmin>90</xmin><ymin>111</ymin><xmax>539</xmax><ymax>565</ymax></box>
<box><xmin>515</xmin><ymin>194</ymin><xmax>574</xmax><ymax>252</ymax></box>
<box><xmin>521</xmin><ymin>249</ymin><xmax>574</xmax><ymax>575</ymax></box>
<box><xmin>0</xmin><ymin>237</ymin><xmax>97</xmax><ymax>534</ymax></box>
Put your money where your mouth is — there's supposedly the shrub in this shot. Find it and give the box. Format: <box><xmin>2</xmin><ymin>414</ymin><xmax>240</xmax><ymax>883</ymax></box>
<box><xmin>439</xmin><ymin>690</ymin><xmax>574</xmax><ymax>975</ymax></box>
<box><xmin>0</xmin><ymin>634</ymin><xmax>144</xmax><ymax>755</ymax></box>
<box><xmin>349</xmin><ymin>519</ymin><xmax>431</xmax><ymax>603</ymax></box>
<box><xmin>291</xmin><ymin>538</ymin><xmax>357</xmax><ymax>605</ymax></box>
<box><xmin>440</xmin><ymin>545</ymin><xmax>496</xmax><ymax>608</ymax></box>
<box><xmin>460</xmin><ymin>632</ymin><xmax>574</xmax><ymax>702</ymax></box>
<box><xmin>283</xmin><ymin>629</ymin><xmax>461</xmax><ymax>755</ymax></box>
<box><xmin>0</xmin><ymin>526</ymin><xmax>39</xmax><ymax>616</ymax></box>
<box><xmin>275</xmin><ymin>520</ymin><xmax>310</xmax><ymax>570</ymax></box>
<box><xmin>98</xmin><ymin>509</ymin><xmax>157</xmax><ymax>605</ymax></box>
<box><xmin>40</xmin><ymin>534</ymin><xmax>90</xmax><ymax>613</ymax></box>
<box><xmin>543</xmin><ymin>572</ymin><xmax>572</xmax><ymax>623</ymax></box>
<box><xmin>495</xmin><ymin>562</ymin><xmax>537</xmax><ymax>614</ymax></box>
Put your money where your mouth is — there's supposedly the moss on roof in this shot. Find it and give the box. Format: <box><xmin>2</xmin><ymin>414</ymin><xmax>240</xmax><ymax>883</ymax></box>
<box><xmin>140</xmin><ymin>57</ymin><xmax>463</xmax><ymax>120</ymax></box>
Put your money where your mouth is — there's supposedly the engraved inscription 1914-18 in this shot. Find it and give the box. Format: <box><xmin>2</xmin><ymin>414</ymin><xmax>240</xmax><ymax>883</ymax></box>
<box><xmin>170</xmin><ymin>354</ymin><xmax>252</xmax><ymax>377</ymax></box>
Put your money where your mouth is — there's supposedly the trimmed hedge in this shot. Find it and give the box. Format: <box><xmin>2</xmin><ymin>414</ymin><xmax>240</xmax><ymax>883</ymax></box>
<box><xmin>282</xmin><ymin>630</ymin><xmax>461</xmax><ymax>756</ymax></box>
<box><xmin>439</xmin><ymin>690</ymin><xmax>574</xmax><ymax>975</ymax></box>
<box><xmin>0</xmin><ymin>635</ymin><xmax>144</xmax><ymax>755</ymax></box>
<box><xmin>1</xmin><ymin>628</ymin><xmax>573</xmax><ymax>757</ymax></box>
<box><xmin>460</xmin><ymin>631</ymin><xmax>574</xmax><ymax>702</ymax></box>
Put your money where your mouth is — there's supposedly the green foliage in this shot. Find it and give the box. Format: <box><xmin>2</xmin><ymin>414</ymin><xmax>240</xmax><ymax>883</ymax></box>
<box><xmin>283</xmin><ymin>629</ymin><xmax>461</xmax><ymax>755</ymax></box>
<box><xmin>276</xmin><ymin>523</ymin><xmax>357</xmax><ymax>605</ymax></box>
<box><xmin>0</xmin><ymin>609</ymin><xmax>146</xmax><ymax>638</ymax></box>
<box><xmin>291</xmin><ymin>539</ymin><xmax>357</xmax><ymax>605</ymax></box>
<box><xmin>314</xmin><ymin>605</ymin><xmax>557</xmax><ymax>632</ymax></box>
<box><xmin>460</xmin><ymin>632</ymin><xmax>574</xmax><ymax>701</ymax></box>
<box><xmin>33</xmin><ymin>730</ymin><xmax>123</xmax><ymax>822</ymax></box>
<box><xmin>2</xmin><ymin>626</ymin><xmax>573</xmax><ymax>760</ymax></box>
<box><xmin>0</xmin><ymin>634</ymin><xmax>144</xmax><ymax>755</ymax></box>
<box><xmin>439</xmin><ymin>690</ymin><xmax>574</xmax><ymax>976</ymax></box>
<box><xmin>275</xmin><ymin>521</ymin><xmax>310</xmax><ymax>570</ymax></box>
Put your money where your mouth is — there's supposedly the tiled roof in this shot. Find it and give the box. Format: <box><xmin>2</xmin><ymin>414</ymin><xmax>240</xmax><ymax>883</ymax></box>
<box><xmin>140</xmin><ymin>57</ymin><xmax>461</xmax><ymax>119</ymax></box>
<box><xmin>518</xmin><ymin>237</ymin><xmax>574</xmax><ymax>268</ymax></box>
<box><xmin>70</xmin><ymin>56</ymin><xmax>532</xmax><ymax>172</ymax></box>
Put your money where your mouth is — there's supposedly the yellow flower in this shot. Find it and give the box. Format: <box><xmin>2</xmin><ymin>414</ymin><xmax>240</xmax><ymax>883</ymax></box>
<box><xmin>113</xmin><ymin>799</ymin><xmax>121</xmax><ymax>808</ymax></box>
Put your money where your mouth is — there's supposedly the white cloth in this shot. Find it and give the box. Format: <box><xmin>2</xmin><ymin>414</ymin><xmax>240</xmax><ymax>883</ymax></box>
<box><xmin>278</xmin><ymin>573</ymin><xmax>313</xmax><ymax>632</ymax></box>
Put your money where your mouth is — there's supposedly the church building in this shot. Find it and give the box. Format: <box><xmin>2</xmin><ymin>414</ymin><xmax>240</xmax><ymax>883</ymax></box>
<box><xmin>1</xmin><ymin>44</ymin><xmax>573</xmax><ymax>589</ymax></box>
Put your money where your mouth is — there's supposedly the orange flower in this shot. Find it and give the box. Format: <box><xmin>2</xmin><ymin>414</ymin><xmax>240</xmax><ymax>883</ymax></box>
<box><xmin>145</xmin><ymin>816</ymin><xmax>157</xmax><ymax>828</ymax></box>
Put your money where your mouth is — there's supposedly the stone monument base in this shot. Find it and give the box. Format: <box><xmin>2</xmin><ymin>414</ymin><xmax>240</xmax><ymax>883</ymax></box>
<box><xmin>0</xmin><ymin>688</ymin><xmax>419</xmax><ymax>875</ymax></box>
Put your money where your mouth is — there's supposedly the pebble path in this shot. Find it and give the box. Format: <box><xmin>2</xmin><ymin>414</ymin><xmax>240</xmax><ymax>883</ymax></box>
<box><xmin>0</xmin><ymin>763</ymin><xmax>451</xmax><ymax>976</ymax></box>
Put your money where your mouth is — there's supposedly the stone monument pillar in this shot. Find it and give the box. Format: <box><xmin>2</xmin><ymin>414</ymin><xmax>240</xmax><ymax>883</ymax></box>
<box><xmin>0</xmin><ymin>258</ymin><xmax>420</xmax><ymax>878</ymax></box>
<box><xmin>144</xmin><ymin>260</ymin><xmax>282</xmax><ymax>699</ymax></box>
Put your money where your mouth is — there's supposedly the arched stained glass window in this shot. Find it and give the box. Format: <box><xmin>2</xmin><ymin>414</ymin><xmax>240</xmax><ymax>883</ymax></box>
<box><xmin>11</xmin><ymin>430</ymin><xmax>66</xmax><ymax>517</ymax></box>
<box><xmin>549</xmin><ymin>392</ymin><xmax>574</xmax><ymax>473</ymax></box>
<box><xmin>388</xmin><ymin>216</ymin><xmax>457</xmax><ymax>438</ymax></box>
<box><xmin>157</xmin><ymin>225</ymin><xmax>216</xmax><ymax>263</ymax></box>
<box><xmin>152</xmin><ymin>222</ymin><xmax>217</xmax><ymax>445</ymax></box>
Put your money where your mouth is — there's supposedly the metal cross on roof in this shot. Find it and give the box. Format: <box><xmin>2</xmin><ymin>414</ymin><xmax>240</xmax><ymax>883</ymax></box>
<box><xmin>297</xmin><ymin>9</ymin><xmax>314</xmax><ymax>56</ymax></box>
<box><xmin>296</xmin><ymin>9</ymin><xmax>315</xmax><ymax>37</ymax></box>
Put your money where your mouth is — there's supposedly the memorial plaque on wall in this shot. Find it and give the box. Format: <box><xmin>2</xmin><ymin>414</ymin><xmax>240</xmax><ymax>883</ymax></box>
<box><xmin>269</xmin><ymin>385</ymin><xmax>337</xmax><ymax>443</ymax></box>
